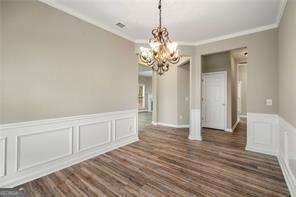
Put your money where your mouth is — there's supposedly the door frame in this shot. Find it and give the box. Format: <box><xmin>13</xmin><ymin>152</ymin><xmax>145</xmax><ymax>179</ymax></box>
<box><xmin>201</xmin><ymin>71</ymin><xmax>228</xmax><ymax>131</ymax></box>
<box><xmin>237</xmin><ymin>63</ymin><xmax>247</xmax><ymax>118</ymax></box>
<box><xmin>151</xmin><ymin>56</ymin><xmax>192</xmax><ymax>127</ymax></box>
<box><xmin>138</xmin><ymin>83</ymin><xmax>146</xmax><ymax>110</ymax></box>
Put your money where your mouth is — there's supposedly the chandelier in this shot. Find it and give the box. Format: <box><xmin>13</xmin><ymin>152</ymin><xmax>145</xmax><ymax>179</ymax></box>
<box><xmin>139</xmin><ymin>0</ymin><xmax>180</xmax><ymax>75</ymax></box>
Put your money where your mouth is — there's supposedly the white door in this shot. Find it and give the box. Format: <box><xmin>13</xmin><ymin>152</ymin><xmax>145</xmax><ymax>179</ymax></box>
<box><xmin>202</xmin><ymin>72</ymin><xmax>226</xmax><ymax>130</ymax></box>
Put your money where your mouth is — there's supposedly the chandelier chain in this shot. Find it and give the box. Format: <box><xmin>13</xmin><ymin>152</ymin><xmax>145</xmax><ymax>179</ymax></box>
<box><xmin>158</xmin><ymin>0</ymin><xmax>162</xmax><ymax>28</ymax></box>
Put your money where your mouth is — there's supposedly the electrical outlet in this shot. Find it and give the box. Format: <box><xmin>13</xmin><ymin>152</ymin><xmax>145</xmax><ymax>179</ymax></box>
<box><xmin>266</xmin><ymin>99</ymin><xmax>272</xmax><ymax>106</ymax></box>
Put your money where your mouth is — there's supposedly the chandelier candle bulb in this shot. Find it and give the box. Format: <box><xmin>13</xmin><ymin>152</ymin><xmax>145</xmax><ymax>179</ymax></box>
<box><xmin>139</xmin><ymin>0</ymin><xmax>181</xmax><ymax>75</ymax></box>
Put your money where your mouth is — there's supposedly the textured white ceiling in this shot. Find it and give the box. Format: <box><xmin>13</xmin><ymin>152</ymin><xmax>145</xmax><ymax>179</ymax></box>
<box><xmin>40</xmin><ymin>0</ymin><xmax>286</xmax><ymax>45</ymax></box>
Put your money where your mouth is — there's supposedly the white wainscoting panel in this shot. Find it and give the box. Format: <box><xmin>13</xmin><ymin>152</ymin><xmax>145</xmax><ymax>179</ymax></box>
<box><xmin>78</xmin><ymin>121</ymin><xmax>111</xmax><ymax>152</ymax></box>
<box><xmin>0</xmin><ymin>137</ymin><xmax>6</xmax><ymax>177</ymax></box>
<box><xmin>246</xmin><ymin>113</ymin><xmax>278</xmax><ymax>156</ymax></box>
<box><xmin>115</xmin><ymin>118</ymin><xmax>136</xmax><ymax>140</ymax></box>
<box><xmin>0</xmin><ymin>109</ymin><xmax>138</xmax><ymax>188</ymax></box>
<box><xmin>17</xmin><ymin>128</ymin><xmax>73</xmax><ymax>172</ymax></box>
<box><xmin>278</xmin><ymin>116</ymin><xmax>296</xmax><ymax>197</ymax></box>
<box><xmin>189</xmin><ymin>109</ymin><xmax>201</xmax><ymax>140</ymax></box>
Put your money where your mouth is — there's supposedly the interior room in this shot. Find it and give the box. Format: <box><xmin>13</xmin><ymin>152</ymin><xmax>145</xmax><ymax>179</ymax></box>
<box><xmin>138</xmin><ymin>64</ymin><xmax>153</xmax><ymax>131</ymax></box>
<box><xmin>201</xmin><ymin>48</ymin><xmax>248</xmax><ymax>149</ymax></box>
<box><xmin>1</xmin><ymin>0</ymin><xmax>295</xmax><ymax>196</ymax></box>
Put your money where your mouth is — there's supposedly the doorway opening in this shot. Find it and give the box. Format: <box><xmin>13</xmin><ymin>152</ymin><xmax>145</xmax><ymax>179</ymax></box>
<box><xmin>200</xmin><ymin>47</ymin><xmax>248</xmax><ymax>149</ymax></box>
<box><xmin>138</xmin><ymin>63</ymin><xmax>153</xmax><ymax>131</ymax></box>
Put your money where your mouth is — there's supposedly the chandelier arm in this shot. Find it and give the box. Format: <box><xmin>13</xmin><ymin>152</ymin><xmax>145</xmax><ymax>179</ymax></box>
<box><xmin>168</xmin><ymin>56</ymin><xmax>180</xmax><ymax>64</ymax></box>
<box><xmin>147</xmin><ymin>59</ymin><xmax>156</xmax><ymax>67</ymax></box>
<box><xmin>139</xmin><ymin>55</ymin><xmax>150</xmax><ymax>64</ymax></box>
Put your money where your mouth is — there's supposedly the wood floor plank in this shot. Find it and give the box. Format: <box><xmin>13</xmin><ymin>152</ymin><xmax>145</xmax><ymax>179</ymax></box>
<box><xmin>19</xmin><ymin>119</ymin><xmax>290</xmax><ymax>196</ymax></box>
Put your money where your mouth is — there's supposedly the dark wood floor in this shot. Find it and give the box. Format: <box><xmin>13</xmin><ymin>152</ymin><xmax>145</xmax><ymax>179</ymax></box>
<box><xmin>19</xmin><ymin>119</ymin><xmax>289</xmax><ymax>196</ymax></box>
<box><xmin>138</xmin><ymin>111</ymin><xmax>152</xmax><ymax>132</ymax></box>
<box><xmin>202</xmin><ymin>118</ymin><xmax>247</xmax><ymax>150</ymax></box>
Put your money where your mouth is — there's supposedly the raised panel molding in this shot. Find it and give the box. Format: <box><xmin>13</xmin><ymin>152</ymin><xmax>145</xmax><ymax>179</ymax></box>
<box><xmin>278</xmin><ymin>116</ymin><xmax>296</xmax><ymax>197</ymax></box>
<box><xmin>0</xmin><ymin>109</ymin><xmax>138</xmax><ymax>188</ymax></box>
<box><xmin>78</xmin><ymin>121</ymin><xmax>111</xmax><ymax>152</ymax></box>
<box><xmin>247</xmin><ymin>113</ymin><xmax>295</xmax><ymax>196</ymax></box>
<box><xmin>253</xmin><ymin>122</ymin><xmax>272</xmax><ymax>145</ymax></box>
<box><xmin>246</xmin><ymin>113</ymin><xmax>278</xmax><ymax>156</ymax></box>
<box><xmin>0</xmin><ymin>137</ymin><xmax>6</xmax><ymax>177</ymax></box>
<box><xmin>16</xmin><ymin>127</ymin><xmax>73</xmax><ymax>172</ymax></box>
<box><xmin>115</xmin><ymin>117</ymin><xmax>136</xmax><ymax>140</ymax></box>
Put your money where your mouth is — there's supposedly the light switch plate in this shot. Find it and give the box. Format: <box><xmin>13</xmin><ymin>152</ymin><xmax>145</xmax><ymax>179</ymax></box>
<box><xmin>266</xmin><ymin>99</ymin><xmax>272</xmax><ymax>106</ymax></box>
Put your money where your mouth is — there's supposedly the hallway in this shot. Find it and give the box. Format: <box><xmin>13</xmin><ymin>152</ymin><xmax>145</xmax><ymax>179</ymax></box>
<box><xmin>138</xmin><ymin>112</ymin><xmax>152</xmax><ymax>132</ymax></box>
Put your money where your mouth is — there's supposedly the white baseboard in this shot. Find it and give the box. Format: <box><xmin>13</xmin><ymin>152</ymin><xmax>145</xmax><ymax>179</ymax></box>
<box><xmin>0</xmin><ymin>109</ymin><xmax>138</xmax><ymax>188</ymax></box>
<box><xmin>225</xmin><ymin>128</ymin><xmax>232</xmax><ymax>132</ymax></box>
<box><xmin>154</xmin><ymin>122</ymin><xmax>190</xmax><ymax>128</ymax></box>
<box><xmin>224</xmin><ymin>119</ymin><xmax>239</xmax><ymax>132</ymax></box>
<box><xmin>245</xmin><ymin>145</ymin><xmax>277</xmax><ymax>156</ymax></box>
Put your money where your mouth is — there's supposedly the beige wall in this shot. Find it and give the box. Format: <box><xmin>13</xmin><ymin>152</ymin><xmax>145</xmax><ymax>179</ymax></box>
<box><xmin>0</xmin><ymin>0</ymin><xmax>2</xmax><ymax>123</ymax></box>
<box><xmin>138</xmin><ymin>75</ymin><xmax>152</xmax><ymax>110</ymax></box>
<box><xmin>278</xmin><ymin>0</ymin><xmax>296</xmax><ymax>127</ymax></box>
<box><xmin>202</xmin><ymin>51</ymin><xmax>229</xmax><ymax>73</ymax></box>
<box><xmin>177</xmin><ymin>62</ymin><xmax>190</xmax><ymax>125</ymax></box>
<box><xmin>136</xmin><ymin>29</ymin><xmax>278</xmax><ymax>124</ymax></box>
<box><xmin>196</xmin><ymin>29</ymin><xmax>278</xmax><ymax>114</ymax></box>
<box><xmin>238</xmin><ymin>64</ymin><xmax>247</xmax><ymax>116</ymax></box>
<box><xmin>157</xmin><ymin>65</ymin><xmax>178</xmax><ymax>125</ymax></box>
<box><xmin>230</xmin><ymin>54</ymin><xmax>238</xmax><ymax>126</ymax></box>
<box><xmin>1</xmin><ymin>1</ymin><xmax>137</xmax><ymax>124</ymax></box>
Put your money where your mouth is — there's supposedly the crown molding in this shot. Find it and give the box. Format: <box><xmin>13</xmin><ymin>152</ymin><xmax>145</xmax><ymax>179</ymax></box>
<box><xmin>136</xmin><ymin>23</ymin><xmax>278</xmax><ymax>47</ymax></box>
<box><xmin>194</xmin><ymin>23</ymin><xmax>278</xmax><ymax>46</ymax></box>
<box><xmin>38</xmin><ymin>0</ymin><xmax>286</xmax><ymax>47</ymax></box>
<box><xmin>276</xmin><ymin>0</ymin><xmax>287</xmax><ymax>26</ymax></box>
<box><xmin>38</xmin><ymin>0</ymin><xmax>135</xmax><ymax>42</ymax></box>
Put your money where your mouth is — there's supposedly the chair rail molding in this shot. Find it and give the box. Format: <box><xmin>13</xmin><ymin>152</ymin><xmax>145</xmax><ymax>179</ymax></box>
<box><xmin>0</xmin><ymin>109</ymin><xmax>138</xmax><ymax>188</ymax></box>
